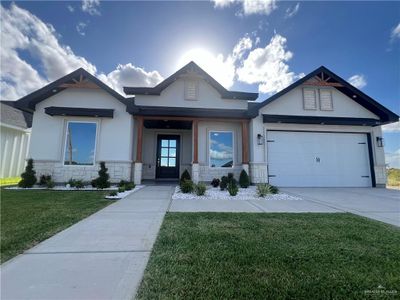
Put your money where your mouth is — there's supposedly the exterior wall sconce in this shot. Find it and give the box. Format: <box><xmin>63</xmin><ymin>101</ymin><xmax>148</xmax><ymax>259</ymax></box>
<box><xmin>257</xmin><ymin>134</ymin><xmax>264</xmax><ymax>145</ymax></box>
<box><xmin>376</xmin><ymin>137</ymin><xmax>384</xmax><ymax>147</ymax></box>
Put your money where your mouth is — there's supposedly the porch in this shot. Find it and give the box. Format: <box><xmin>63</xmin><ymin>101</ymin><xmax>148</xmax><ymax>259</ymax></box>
<box><xmin>132</xmin><ymin>116</ymin><xmax>250</xmax><ymax>184</ymax></box>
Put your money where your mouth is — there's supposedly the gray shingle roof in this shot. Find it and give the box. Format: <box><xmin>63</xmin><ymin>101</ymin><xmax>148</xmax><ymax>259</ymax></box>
<box><xmin>0</xmin><ymin>101</ymin><xmax>33</xmax><ymax>129</ymax></box>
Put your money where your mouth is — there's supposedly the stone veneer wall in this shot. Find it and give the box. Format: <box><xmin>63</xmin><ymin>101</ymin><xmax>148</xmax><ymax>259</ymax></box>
<box><xmin>249</xmin><ymin>162</ymin><xmax>268</xmax><ymax>184</ymax></box>
<box><xmin>198</xmin><ymin>165</ymin><xmax>244</xmax><ymax>182</ymax></box>
<box><xmin>374</xmin><ymin>165</ymin><xmax>387</xmax><ymax>187</ymax></box>
<box><xmin>34</xmin><ymin>160</ymin><xmax>132</xmax><ymax>183</ymax></box>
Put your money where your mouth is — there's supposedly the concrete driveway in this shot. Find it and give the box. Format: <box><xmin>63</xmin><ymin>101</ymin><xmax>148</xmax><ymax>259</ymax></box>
<box><xmin>281</xmin><ymin>188</ymin><xmax>400</xmax><ymax>227</ymax></box>
<box><xmin>1</xmin><ymin>186</ymin><xmax>174</xmax><ymax>300</ymax></box>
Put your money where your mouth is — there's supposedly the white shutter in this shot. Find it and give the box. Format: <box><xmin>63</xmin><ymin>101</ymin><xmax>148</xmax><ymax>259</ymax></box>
<box><xmin>303</xmin><ymin>88</ymin><xmax>317</xmax><ymax>110</ymax></box>
<box><xmin>320</xmin><ymin>90</ymin><xmax>333</xmax><ymax>111</ymax></box>
<box><xmin>185</xmin><ymin>80</ymin><xmax>198</xmax><ymax>100</ymax></box>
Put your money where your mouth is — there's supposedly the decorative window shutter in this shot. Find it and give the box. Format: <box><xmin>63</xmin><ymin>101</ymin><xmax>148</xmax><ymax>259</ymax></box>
<box><xmin>185</xmin><ymin>80</ymin><xmax>198</xmax><ymax>100</ymax></box>
<box><xmin>320</xmin><ymin>90</ymin><xmax>333</xmax><ymax>111</ymax></box>
<box><xmin>303</xmin><ymin>88</ymin><xmax>317</xmax><ymax>110</ymax></box>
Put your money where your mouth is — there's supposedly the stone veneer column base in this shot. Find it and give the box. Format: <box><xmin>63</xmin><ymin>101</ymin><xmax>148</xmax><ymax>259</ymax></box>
<box><xmin>374</xmin><ymin>165</ymin><xmax>386</xmax><ymax>187</ymax></box>
<box><xmin>249</xmin><ymin>162</ymin><xmax>267</xmax><ymax>184</ymax></box>
<box><xmin>242</xmin><ymin>164</ymin><xmax>249</xmax><ymax>174</ymax></box>
<box><xmin>192</xmin><ymin>163</ymin><xmax>200</xmax><ymax>184</ymax></box>
<box><xmin>133</xmin><ymin>162</ymin><xmax>143</xmax><ymax>185</ymax></box>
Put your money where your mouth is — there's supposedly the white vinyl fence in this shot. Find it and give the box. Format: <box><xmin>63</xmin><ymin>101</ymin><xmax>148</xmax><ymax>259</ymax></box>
<box><xmin>0</xmin><ymin>125</ymin><xmax>30</xmax><ymax>178</ymax></box>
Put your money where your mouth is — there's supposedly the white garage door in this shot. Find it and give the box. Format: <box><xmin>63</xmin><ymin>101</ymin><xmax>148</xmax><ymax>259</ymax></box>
<box><xmin>267</xmin><ymin>131</ymin><xmax>372</xmax><ymax>187</ymax></box>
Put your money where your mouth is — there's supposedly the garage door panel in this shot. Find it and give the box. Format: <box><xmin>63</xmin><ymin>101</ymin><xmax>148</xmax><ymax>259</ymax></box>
<box><xmin>267</xmin><ymin>131</ymin><xmax>371</xmax><ymax>187</ymax></box>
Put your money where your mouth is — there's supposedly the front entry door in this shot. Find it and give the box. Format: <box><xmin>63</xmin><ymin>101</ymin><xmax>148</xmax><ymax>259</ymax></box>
<box><xmin>156</xmin><ymin>135</ymin><xmax>180</xmax><ymax>179</ymax></box>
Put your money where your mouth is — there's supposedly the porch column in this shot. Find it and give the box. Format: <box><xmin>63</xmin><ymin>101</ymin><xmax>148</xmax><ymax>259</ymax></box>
<box><xmin>192</xmin><ymin>119</ymin><xmax>200</xmax><ymax>183</ymax></box>
<box><xmin>241</xmin><ymin>120</ymin><xmax>249</xmax><ymax>174</ymax></box>
<box><xmin>134</xmin><ymin>116</ymin><xmax>143</xmax><ymax>184</ymax></box>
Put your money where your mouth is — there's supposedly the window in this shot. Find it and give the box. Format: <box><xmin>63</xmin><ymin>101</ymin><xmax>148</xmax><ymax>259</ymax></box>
<box><xmin>209</xmin><ymin>131</ymin><xmax>233</xmax><ymax>168</ymax></box>
<box><xmin>64</xmin><ymin>122</ymin><xmax>97</xmax><ymax>165</ymax></box>
<box><xmin>303</xmin><ymin>88</ymin><xmax>317</xmax><ymax>110</ymax></box>
<box><xmin>319</xmin><ymin>89</ymin><xmax>333</xmax><ymax>111</ymax></box>
<box><xmin>185</xmin><ymin>80</ymin><xmax>198</xmax><ymax>100</ymax></box>
<box><xmin>160</xmin><ymin>139</ymin><xmax>176</xmax><ymax>167</ymax></box>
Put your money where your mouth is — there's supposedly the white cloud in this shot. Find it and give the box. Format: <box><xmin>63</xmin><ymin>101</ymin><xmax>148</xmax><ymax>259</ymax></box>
<box><xmin>232</xmin><ymin>36</ymin><xmax>253</xmax><ymax>61</ymax></box>
<box><xmin>76</xmin><ymin>22</ymin><xmax>87</xmax><ymax>36</ymax></box>
<box><xmin>0</xmin><ymin>3</ymin><xmax>163</xmax><ymax>100</ymax></box>
<box><xmin>237</xmin><ymin>33</ymin><xmax>303</xmax><ymax>94</ymax></box>
<box><xmin>212</xmin><ymin>0</ymin><xmax>277</xmax><ymax>16</ymax></box>
<box><xmin>67</xmin><ymin>5</ymin><xmax>74</xmax><ymax>13</ymax></box>
<box><xmin>81</xmin><ymin>0</ymin><xmax>101</xmax><ymax>16</ymax></box>
<box><xmin>382</xmin><ymin>121</ymin><xmax>400</xmax><ymax>133</ymax></box>
<box><xmin>210</xmin><ymin>149</ymin><xmax>232</xmax><ymax>160</ymax></box>
<box><xmin>385</xmin><ymin>148</ymin><xmax>400</xmax><ymax>169</ymax></box>
<box><xmin>98</xmin><ymin>63</ymin><xmax>163</xmax><ymax>95</ymax></box>
<box><xmin>390</xmin><ymin>23</ymin><xmax>400</xmax><ymax>41</ymax></box>
<box><xmin>285</xmin><ymin>2</ymin><xmax>300</xmax><ymax>18</ymax></box>
<box><xmin>348</xmin><ymin>74</ymin><xmax>367</xmax><ymax>89</ymax></box>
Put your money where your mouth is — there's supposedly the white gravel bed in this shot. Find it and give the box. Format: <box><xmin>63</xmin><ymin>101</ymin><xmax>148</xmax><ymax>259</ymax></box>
<box><xmin>105</xmin><ymin>185</ymin><xmax>145</xmax><ymax>200</ymax></box>
<box><xmin>172</xmin><ymin>186</ymin><xmax>302</xmax><ymax>201</ymax></box>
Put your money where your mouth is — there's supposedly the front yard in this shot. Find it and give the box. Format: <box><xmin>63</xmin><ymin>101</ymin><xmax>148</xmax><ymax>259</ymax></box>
<box><xmin>1</xmin><ymin>189</ymin><xmax>110</xmax><ymax>263</ymax></box>
<box><xmin>137</xmin><ymin>213</ymin><xmax>400</xmax><ymax>299</ymax></box>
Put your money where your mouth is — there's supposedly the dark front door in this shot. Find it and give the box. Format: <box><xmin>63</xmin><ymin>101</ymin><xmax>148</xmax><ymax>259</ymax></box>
<box><xmin>156</xmin><ymin>135</ymin><xmax>180</xmax><ymax>179</ymax></box>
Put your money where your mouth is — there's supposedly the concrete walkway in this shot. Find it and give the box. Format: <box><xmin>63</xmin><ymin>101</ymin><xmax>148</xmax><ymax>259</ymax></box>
<box><xmin>281</xmin><ymin>188</ymin><xmax>400</xmax><ymax>227</ymax></box>
<box><xmin>1</xmin><ymin>186</ymin><xmax>174</xmax><ymax>300</ymax></box>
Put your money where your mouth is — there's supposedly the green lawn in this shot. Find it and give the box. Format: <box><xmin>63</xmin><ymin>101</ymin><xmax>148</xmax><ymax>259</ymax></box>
<box><xmin>1</xmin><ymin>189</ymin><xmax>110</xmax><ymax>263</ymax></box>
<box><xmin>137</xmin><ymin>213</ymin><xmax>400</xmax><ymax>299</ymax></box>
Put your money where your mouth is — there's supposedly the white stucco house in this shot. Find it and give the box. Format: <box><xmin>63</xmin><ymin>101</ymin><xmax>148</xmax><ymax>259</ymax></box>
<box><xmin>13</xmin><ymin>62</ymin><xmax>398</xmax><ymax>187</ymax></box>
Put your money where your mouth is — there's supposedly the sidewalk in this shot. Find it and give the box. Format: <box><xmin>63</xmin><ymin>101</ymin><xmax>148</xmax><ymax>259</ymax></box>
<box><xmin>1</xmin><ymin>186</ymin><xmax>173</xmax><ymax>300</ymax></box>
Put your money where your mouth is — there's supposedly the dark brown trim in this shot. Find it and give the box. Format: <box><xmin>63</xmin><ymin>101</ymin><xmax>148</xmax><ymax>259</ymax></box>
<box><xmin>241</xmin><ymin>120</ymin><xmax>249</xmax><ymax>164</ymax></box>
<box><xmin>124</xmin><ymin>61</ymin><xmax>258</xmax><ymax>101</ymax></box>
<box><xmin>263</xmin><ymin>114</ymin><xmax>381</xmax><ymax>126</ymax></box>
<box><xmin>366</xmin><ymin>133</ymin><xmax>376</xmax><ymax>187</ymax></box>
<box><xmin>192</xmin><ymin>120</ymin><xmax>199</xmax><ymax>164</ymax></box>
<box><xmin>45</xmin><ymin>106</ymin><xmax>114</xmax><ymax>118</ymax></box>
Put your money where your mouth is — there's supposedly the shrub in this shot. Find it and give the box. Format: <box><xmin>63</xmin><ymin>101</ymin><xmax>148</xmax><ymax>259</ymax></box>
<box><xmin>68</xmin><ymin>178</ymin><xmax>77</xmax><ymax>187</ymax></box>
<box><xmin>227</xmin><ymin>181</ymin><xmax>238</xmax><ymax>196</ymax></box>
<box><xmin>211</xmin><ymin>178</ymin><xmax>220</xmax><ymax>188</ymax></box>
<box><xmin>180</xmin><ymin>169</ymin><xmax>191</xmax><ymax>185</ymax></box>
<box><xmin>227</xmin><ymin>172</ymin><xmax>234</xmax><ymax>180</ymax></box>
<box><xmin>220</xmin><ymin>176</ymin><xmax>228</xmax><ymax>191</ymax></box>
<box><xmin>46</xmin><ymin>179</ymin><xmax>55</xmax><ymax>189</ymax></box>
<box><xmin>118</xmin><ymin>186</ymin><xmax>126</xmax><ymax>193</ymax></box>
<box><xmin>124</xmin><ymin>182</ymin><xmax>135</xmax><ymax>191</ymax></box>
<box><xmin>74</xmin><ymin>180</ymin><xmax>84</xmax><ymax>189</ymax></box>
<box><xmin>194</xmin><ymin>183</ymin><xmax>206</xmax><ymax>196</ymax></box>
<box><xmin>257</xmin><ymin>183</ymin><xmax>269</xmax><ymax>197</ymax></box>
<box><xmin>39</xmin><ymin>175</ymin><xmax>52</xmax><ymax>186</ymax></box>
<box><xmin>268</xmin><ymin>185</ymin><xmax>279</xmax><ymax>194</ymax></box>
<box><xmin>109</xmin><ymin>191</ymin><xmax>118</xmax><ymax>197</ymax></box>
<box><xmin>239</xmin><ymin>169</ymin><xmax>250</xmax><ymax>188</ymax></box>
<box><xmin>180</xmin><ymin>180</ymin><xmax>194</xmax><ymax>193</ymax></box>
<box><xmin>118</xmin><ymin>180</ymin><xmax>128</xmax><ymax>187</ymax></box>
<box><xmin>18</xmin><ymin>159</ymin><xmax>37</xmax><ymax>188</ymax></box>
<box><xmin>92</xmin><ymin>162</ymin><xmax>110</xmax><ymax>189</ymax></box>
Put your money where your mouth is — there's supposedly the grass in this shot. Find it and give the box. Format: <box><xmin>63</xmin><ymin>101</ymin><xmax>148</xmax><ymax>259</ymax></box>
<box><xmin>0</xmin><ymin>177</ymin><xmax>21</xmax><ymax>187</ymax></box>
<box><xmin>1</xmin><ymin>189</ymin><xmax>110</xmax><ymax>263</ymax></box>
<box><xmin>137</xmin><ymin>213</ymin><xmax>400</xmax><ymax>300</ymax></box>
<box><xmin>387</xmin><ymin>168</ymin><xmax>400</xmax><ymax>188</ymax></box>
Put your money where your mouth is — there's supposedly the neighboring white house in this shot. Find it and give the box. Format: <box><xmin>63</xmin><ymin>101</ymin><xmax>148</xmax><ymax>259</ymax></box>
<box><xmin>0</xmin><ymin>101</ymin><xmax>32</xmax><ymax>178</ymax></box>
<box><xmin>13</xmin><ymin>62</ymin><xmax>398</xmax><ymax>187</ymax></box>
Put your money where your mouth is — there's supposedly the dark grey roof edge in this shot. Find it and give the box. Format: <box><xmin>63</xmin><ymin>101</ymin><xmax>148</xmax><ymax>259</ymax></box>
<box><xmin>45</xmin><ymin>107</ymin><xmax>114</xmax><ymax>118</ymax></box>
<box><xmin>123</xmin><ymin>61</ymin><xmax>259</xmax><ymax>101</ymax></box>
<box><xmin>255</xmin><ymin>66</ymin><xmax>399</xmax><ymax>124</ymax></box>
<box><xmin>0</xmin><ymin>101</ymin><xmax>33</xmax><ymax>128</ymax></box>
<box><xmin>14</xmin><ymin>68</ymin><xmax>134</xmax><ymax>112</ymax></box>
<box><xmin>263</xmin><ymin>114</ymin><xmax>382</xmax><ymax>126</ymax></box>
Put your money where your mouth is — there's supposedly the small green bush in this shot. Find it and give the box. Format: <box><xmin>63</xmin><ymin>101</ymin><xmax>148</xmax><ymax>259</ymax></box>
<box><xmin>256</xmin><ymin>184</ymin><xmax>279</xmax><ymax>197</ymax></box>
<box><xmin>180</xmin><ymin>169</ymin><xmax>191</xmax><ymax>185</ymax></box>
<box><xmin>92</xmin><ymin>162</ymin><xmax>110</xmax><ymax>189</ymax></box>
<box><xmin>180</xmin><ymin>180</ymin><xmax>194</xmax><ymax>193</ymax></box>
<box><xmin>118</xmin><ymin>186</ymin><xmax>126</xmax><ymax>193</ymax></box>
<box><xmin>39</xmin><ymin>175</ymin><xmax>52</xmax><ymax>186</ymax></box>
<box><xmin>46</xmin><ymin>179</ymin><xmax>55</xmax><ymax>189</ymax></box>
<box><xmin>211</xmin><ymin>178</ymin><xmax>220</xmax><ymax>188</ymax></box>
<box><xmin>109</xmin><ymin>191</ymin><xmax>118</xmax><ymax>196</ymax></box>
<box><xmin>220</xmin><ymin>176</ymin><xmax>228</xmax><ymax>191</ymax></box>
<box><xmin>268</xmin><ymin>185</ymin><xmax>279</xmax><ymax>194</ymax></box>
<box><xmin>74</xmin><ymin>180</ymin><xmax>84</xmax><ymax>189</ymax></box>
<box><xmin>118</xmin><ymin>180</ymin><xmax>129</xmax><ymax>187</ymax></box>
<box><xmin>194</xmin><ymin>183</ymin><xmax>206</xmax><ymax>196</ymax></box>
<box><xmin>68</xmin><ymin>178</ymin><xmax>77</xmax><ymax>187</ymax></box>
<box><xmin>227</xmin><ymin>181</ymin><xmax>238</xmax><ymax>196</ymax></box>
<box><xmin>239</xmin><ymin>170</ymin><xmax>250</xmax><ymax>188</ymax></box>
<box><xmin>18</xmin><ymin>159</ymin><xmax>37</xmax><ymax>188</ymax></box>
<box><xmin>124</xmin><ymin>182</ymin><xmax>135</xmax><ymax>191</ymax></box>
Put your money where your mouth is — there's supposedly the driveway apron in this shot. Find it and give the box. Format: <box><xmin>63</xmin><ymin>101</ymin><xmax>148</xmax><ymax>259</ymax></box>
<box><xmin>1</xmin><ymin>186</ymin><xmax>173</xmax><ymax>300</ymax></box>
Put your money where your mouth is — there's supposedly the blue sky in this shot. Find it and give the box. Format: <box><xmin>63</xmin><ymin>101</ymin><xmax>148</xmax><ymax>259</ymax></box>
<box><xmin>1</xmin><ymin>0</ymin><xmax>399</xmax><ymax>166</ymax></box>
